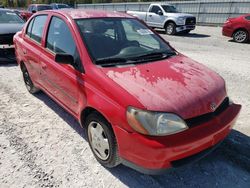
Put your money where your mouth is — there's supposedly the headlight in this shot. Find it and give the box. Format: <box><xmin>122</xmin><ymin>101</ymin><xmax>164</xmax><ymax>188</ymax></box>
<box><xmin>126</xmin><ymin>107</ymin><xmax>188</xmax><ymax>136</ymax></box>
<box><xmin>177</xmin><ymin>17</ymin><xmax>185</xmax><ymax>25</ymax></box>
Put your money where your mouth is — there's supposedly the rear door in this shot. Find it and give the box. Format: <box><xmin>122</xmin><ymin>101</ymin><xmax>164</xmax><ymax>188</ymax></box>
<box><xmin>39</xmin><ymin>15</ymin><xmax>85</xmax><ymax>116</ymax></box>
<box><xmin>22</xmin><ymin>15</ymin><xmax>48</xmax><ymax>86</ymax></box>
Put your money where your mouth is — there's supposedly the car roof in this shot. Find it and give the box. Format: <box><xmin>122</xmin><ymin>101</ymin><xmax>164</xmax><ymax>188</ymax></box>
<box><xmin>44</xmin><ymin>9</ymin><xmax>134</xmax><ymax>19</ymax></box>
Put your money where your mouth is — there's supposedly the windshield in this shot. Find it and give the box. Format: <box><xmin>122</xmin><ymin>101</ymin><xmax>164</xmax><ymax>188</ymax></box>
<box><xmin>162</xmin><ymin>5</ymin><xmax>178</xmax><ymax>13</ymax></box>
<box><xmin>76</xmin><ymin>18</ymin><xmax>175</xmax><ymax>66</ymax></box>
<box><xmin>0</xmin><ymin>10</ymin><xmax>24</xmax><ymax>24</ymax></box>
<box><xmin>37</xmin><ymin>5</ymin><xmax>52</xmax><ymax>11</ymax></box>
<box><xmin>58</xmin><ymin>4</ymin><xmax>70</xmax><ymax>9</ymax></box>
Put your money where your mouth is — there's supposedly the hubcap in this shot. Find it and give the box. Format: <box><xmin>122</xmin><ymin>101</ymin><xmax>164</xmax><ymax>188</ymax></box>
<box><xmin>234</xmin><ymin>31</ymin><xmax>247</xmax><ymax>42</ymax></box>
<box><xmin>167</xmin><ymin>25</ymin><xmax>173</xmax><ymax>34</ymax></box>
<box><xmin>88</xmin><ymin>121</ymin><xmax>110</xmax><ymax>160</ymax></box>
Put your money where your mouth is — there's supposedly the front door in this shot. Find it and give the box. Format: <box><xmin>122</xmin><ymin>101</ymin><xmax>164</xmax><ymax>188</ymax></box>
<box><xmin>147</xmin><ymin>5</ymin><xmax>165</xmax><ymax>28</ymax></box>
<box><xmin>40</xmin><ymin>16</ymin><xmax>85</xmax><ymax>116</ymax></box>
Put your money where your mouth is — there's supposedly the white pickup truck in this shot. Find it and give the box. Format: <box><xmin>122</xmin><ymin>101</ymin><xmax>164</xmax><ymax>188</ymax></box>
<box><xmin>127</xmin><ymin>3</ymin><xmax>196</xmax><ymax>35</ymax></box>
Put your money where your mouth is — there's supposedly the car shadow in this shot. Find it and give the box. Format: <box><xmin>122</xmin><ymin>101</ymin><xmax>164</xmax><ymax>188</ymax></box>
<box><xmin>228</xmin><ymin>39</ymin><xmax>250</xmax><ymax>44</ymax></box>
<box><xmin>34</xmin><ymin>91</ymin><xmax>250</xmax><ymax>188</ymax></box>
<box><xmin>155</xmin><ymin>30</ymin><xmax>211</xmax><ymax>38</ymax></box>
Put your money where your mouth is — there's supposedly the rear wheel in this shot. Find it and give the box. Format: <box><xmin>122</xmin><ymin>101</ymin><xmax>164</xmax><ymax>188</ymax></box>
<box><xmin>86</xmin><ymin>112</ymin><xmax>121</xmax><ymax>168</ymax></box>
<box><xmin>165</xmin><ymin>22</ymin><xmax>176</xmax><ymax>35</ymax></box>
<box><xmin>21</xmin><ymin>64</ymin><xmax>40</xmax><ymax>94</ymax></box>
<box><xmin>233</xmin><ymin>29</ymin><xmax>249</xmax><ymax>43</ymax></box>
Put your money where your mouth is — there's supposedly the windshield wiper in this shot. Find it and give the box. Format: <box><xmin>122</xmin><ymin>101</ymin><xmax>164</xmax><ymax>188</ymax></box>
<box><xmin>95</xmin><ymin>57</ymin><xmax>127</xmax><ymax>65</ymax></box>
<box><xmin>130</xmin><ymin>51</ymin><xmax>176</xmax><ymax>61</ymax></box>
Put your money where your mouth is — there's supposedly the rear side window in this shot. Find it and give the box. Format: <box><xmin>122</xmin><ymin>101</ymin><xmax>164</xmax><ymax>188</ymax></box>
<box><xmin>150</xmin><ymin>6</ymin><xmax>161</xmax><ymax>14</ymax></box>
<box><xmin>28</xmin><ymin>15</ymin><xmax>47</xmax><ymax>43</ymax></box>
<box><xmin>246</xmin><ymin>16</ymin><xmax>250</xmax><ymax>20</ymax></box>
<box><xmin>46</xmin><ymin>16</ymin><xmax>82</xmax><ymax>72</ymax></box>
<box><xmin>26</xmin><ymin>18</ymin><xmax>34</xmax><ymax>37</ymax></box>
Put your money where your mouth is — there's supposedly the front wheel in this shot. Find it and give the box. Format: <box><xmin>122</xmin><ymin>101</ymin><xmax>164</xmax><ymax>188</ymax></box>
<box><xmin>165</xmin><ymin>23</ymin><xmax>176</xmax><ymax>35</ymax></box>
<box><xmin>182</xmin><ymin>30</ymin><xmax>191</xmax><ymax>34</ymax></box>
<box><xmin>86</xmin><ymin>112</ymin><xmax>121</xmax><ymax>168</ymax></box>
<box><xmin>233</xmin><ymin>30</ymin><xmax>249</xmax><ymax>43</ymax></box>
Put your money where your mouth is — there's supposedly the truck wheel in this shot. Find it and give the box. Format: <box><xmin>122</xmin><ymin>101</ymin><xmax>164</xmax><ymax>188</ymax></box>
<box><xmin>183</xmin><ymin>30</ymin><xmax>191</xmax><ymax>34</ymax></box>
<box><xmin>86</xmin><ymin>112</ymin><xmax>121</xmax><ymax>168</ymax></box>
<box><xmin>233</xmin><ymin>29</ymin><xmax>249</xmax><ymax>43</ymax></box>
<box><xmin>165</xmin><ymin>23</ymin><xmax>176</xmax><ymax>35</ymax></box>
<box><xmin>21</xmin><ymin>64</ymin><xmax>40</xmax><ymax>94</ymax></box>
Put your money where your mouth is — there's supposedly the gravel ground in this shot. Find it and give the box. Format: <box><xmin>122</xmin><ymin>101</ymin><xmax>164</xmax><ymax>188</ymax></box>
<box><xmin>0</xmin><ymin>26</ymin><xmax>249</xmax><ymax>188</ymax></box>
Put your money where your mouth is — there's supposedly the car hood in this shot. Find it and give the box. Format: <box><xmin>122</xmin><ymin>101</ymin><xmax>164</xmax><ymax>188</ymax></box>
<box><xmin>101</xmin><ymin>55</ymin><xmax>227</xmax><ymax>119</ymax></box>
<box><xmin>0</xmin><ymin>23</ymin><xmax>24</xmax><ymax>35</ymax></box>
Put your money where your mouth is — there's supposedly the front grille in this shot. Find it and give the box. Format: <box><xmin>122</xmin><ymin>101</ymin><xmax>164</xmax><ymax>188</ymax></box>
<box><xmin>185</xmin><ymin>97</ymin><xmax>230</xmax><ymax>128</ymax></box>
<box><xmin>0</xmin><ymin>34</ymin><xmax>15</xmax><ymax>45</ymax></box>
<box><xmin>185</xmin><ymin>17</ymin><xmax>196</xmax><ymax>25</ymax></box>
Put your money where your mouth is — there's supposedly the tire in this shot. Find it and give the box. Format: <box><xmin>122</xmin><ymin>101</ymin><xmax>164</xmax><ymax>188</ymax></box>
<box><xmin>233</xmin><ymin>29</ymin><xmax>249</xmax><ymax>43</ymax></box>
<box><xmin>165</xmin><ymin>22</ymin><xmax>176</xmax><ymax>35</ymax></box>
<box><xmin>183</xmin><ymin>30</ymin><xmax>191</xmax><ymax>34</ymax></box>
<box><xmin>86</xmin><ymin>112</ymin><xmax>121</xmax><ymax>168</ymax></box>
<box><xmin>21</xmin><ymin>64</ymin><xmax>40</xmax><ymax>94</ymax></box>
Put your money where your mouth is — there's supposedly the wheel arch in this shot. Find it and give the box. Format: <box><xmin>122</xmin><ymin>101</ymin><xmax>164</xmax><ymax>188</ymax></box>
<box><xmin>164</xmin><ymin>19</ymin><xmax>176</xmax><ymax>29</ymax></box>
<box><xmin>232</xmin><ymin>27</ymin><xmax>249</xmax><ymax>37</ymax></box>
<box><xmin>80</xmin><ymin>106</ymin><xmax>111</xmax><ymax>129</ymax></box>
<box><xmin>20</xmin><ymin>61</ymin><xmax>26</xmax><ymax>72</ymax></box>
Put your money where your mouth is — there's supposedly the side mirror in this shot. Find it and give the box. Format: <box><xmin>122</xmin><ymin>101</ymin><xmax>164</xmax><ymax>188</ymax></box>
<box><xmin>32</xmin><ymin>10</ymin><xmax>36</xmax><ymax>13</ymax></box>
<box><xmin>55</xmin><ymin>53</ymin><xmax>74</xmax><ymax>65</ymax></box>
<box><xmin>158</xmin><ymin>10</ymin><xmax>163</xmax><ymax>15</ymax></box>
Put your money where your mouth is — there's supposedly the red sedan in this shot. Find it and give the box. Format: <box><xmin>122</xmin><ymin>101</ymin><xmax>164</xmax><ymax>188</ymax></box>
<box><xmin>14</xmin><ymin>9</ymin><xmax>241</xmax><ymax>174</ymax></box>
<box><xmin>223</xmin><ymin>14</ymin><xmax>250</xmax><ymax>43</ymax></box>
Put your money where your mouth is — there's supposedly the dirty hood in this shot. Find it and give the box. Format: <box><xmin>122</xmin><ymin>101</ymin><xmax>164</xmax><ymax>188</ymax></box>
<box><xmin>102</xmin><ymin>55</ymin><xmax>227</xmax><ymax>119</ymax></box>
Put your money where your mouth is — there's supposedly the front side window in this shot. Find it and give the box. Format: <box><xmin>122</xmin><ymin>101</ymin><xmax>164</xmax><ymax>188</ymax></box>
<box><xmin>76</xmin><ymin>18</ymin><xmax>175</xmax><ymax>66</ymax></box>
<box><xmin>150</xmin><ymin>6</ymin><xmax>161</xmax><ymax>14</ymax></box>
<box><xmin>46</xmin><ymin>16</ymin><xmax>82</xmax><ymax>71</ymax></box>
<box><xmin>161</xmin><ymin>5</ymin><xmax>178</xmax><ymax>13</ymax></box>
<box><xmin>29</xmin><ymin>15</ymin><xmax>47</xmax><ymax>43</ymax></box>
<box><xmin>245</xmin><ymin>16</ymin><xmax>250</xmax><ymax>21</ymax></box>
<box><xmin>0</xmin><ymin>10</ymin><xmax>24</xmax><ymax>24</ymax></box>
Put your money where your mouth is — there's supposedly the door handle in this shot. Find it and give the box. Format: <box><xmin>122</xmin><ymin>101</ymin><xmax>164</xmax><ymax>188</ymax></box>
<box><xmin>149</xmin><ymin>15</ymin><xmax>152</xmax><ymax>17</ymax></box>
<box><xmin>23</xmin><ymin>49</ymin><xmax>27</xmax><ymax>54</ymax></box>
<box><xmin>41</xmin><ymin>62</ymin><xmax>47</xmax><ymax>69</ymax></box>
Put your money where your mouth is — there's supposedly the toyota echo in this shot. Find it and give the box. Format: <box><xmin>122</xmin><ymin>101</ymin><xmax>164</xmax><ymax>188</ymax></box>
<box><xmin>14</xmin><ymin>9</ymin><xmax>241</xmax><ymax>174</ymax></box>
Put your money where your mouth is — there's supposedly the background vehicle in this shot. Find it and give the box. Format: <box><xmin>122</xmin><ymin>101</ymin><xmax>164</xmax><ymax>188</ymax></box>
<box><xmin>50</xmin><ymin>3</ymin><xmax>72</xmax><ymax>9</ymax></box>
<box><xmin>223</xmin><ymin>14</ymin><xmax>250</xmax><ymax>43</ymax></box>
<box><xmin>127</xmin><ymin>3</ymin><xmax>196</xmax><ymax>35</ymax></box>
<box><xmin>14</xmin><ymin>9</ymin><xmax>241</xmax><ymax>174</ymax></box>
<box><xmin>24</xmin><ymin>4</ymin><xmax>52</xmax><ymax>20</ymax></box>
<box><xmin>0</xmin><ymin>8</ymin><xmax>24</xmax><ymax>63</ymax></box>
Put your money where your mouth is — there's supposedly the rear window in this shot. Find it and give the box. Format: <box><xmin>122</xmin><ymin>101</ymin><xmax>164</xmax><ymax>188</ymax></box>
<box><xmin>37</xmin><ymin>5</ymin><xmax>52</xmax><ymax>11</ymax></box>
<box><xmin>58</xmin><ymin>4</ymin><xmax>70</xmax><ymax>9</ymax></box>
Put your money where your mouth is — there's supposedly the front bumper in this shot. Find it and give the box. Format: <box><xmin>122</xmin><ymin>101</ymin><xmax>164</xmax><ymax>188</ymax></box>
<box><xmin>114</xmin><ymin>103</ymin><xmax>241</xmax><ymax>174</ymax></box>
<box><xmin>0</xmin><ymin>45</ymin><xmax>16</xmax><ymax>63</ymax></box>
<box><xmin>176</xmin><ymin>25</ymin><xmax>196</xmax><ymax>32</ymax></box>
